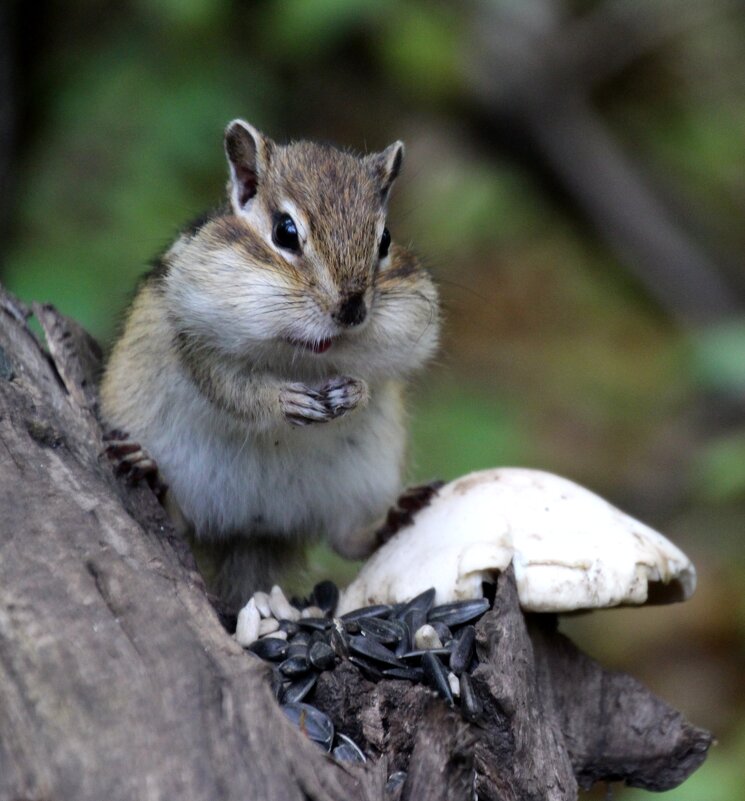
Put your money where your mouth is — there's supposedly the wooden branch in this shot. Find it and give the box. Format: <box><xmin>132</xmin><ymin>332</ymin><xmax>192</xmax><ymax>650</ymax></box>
<box><xmin>0</xmin><ymin>286</ymin><xmax>380</xmax><ymax>801</ymax></box>
<box><xmin>0</xmin><ymin>285</ymin><xmax>712</xmax><ymax>800</ymax></box>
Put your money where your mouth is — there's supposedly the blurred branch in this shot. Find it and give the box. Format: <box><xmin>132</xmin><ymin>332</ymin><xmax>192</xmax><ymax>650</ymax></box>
<box><xmin>560</xmin><ymin>0</ymin><xmax>742</xmax><ymax>89</ymax></box>
<box><xmin>465</xmin><ymin>0</ymin><xmax>744</xmax><ymax>325</ymax></box>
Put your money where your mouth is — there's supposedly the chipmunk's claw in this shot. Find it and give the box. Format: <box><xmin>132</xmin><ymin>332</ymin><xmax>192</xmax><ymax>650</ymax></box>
<box><xmin>376</xmin><ymin>480</ymin><xmax>445</xmax><ymax>546</ymax></box>
<box><xmin>103</xmin><ymin>430</ymin><xmax>168</xmax><ymax>500</ymax></box>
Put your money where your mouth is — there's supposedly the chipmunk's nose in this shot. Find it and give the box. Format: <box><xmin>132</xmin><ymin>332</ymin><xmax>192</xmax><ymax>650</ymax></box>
<box><xmin>334</xmin><ymin>292</ymin><xmax>367</xmax><ymax>327</ymax></box>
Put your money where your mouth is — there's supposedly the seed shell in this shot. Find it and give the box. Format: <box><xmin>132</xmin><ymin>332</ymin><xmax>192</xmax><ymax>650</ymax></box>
<box><xmin>279</xmin><ymin>655</ymin><xmax>310</xmax><ymax>678</ymax></box>
<box><xmin>383</xmin><ymin>666</ymin><xmax>425</xmax><ymax>682</ymax></box>
<box><xmin>282</xmin><ymin>702</ymin><xmax>334</xmax><ymax>751</ymax></box>
<box><xmin>427</xmin><ymin>598</ymin><xmax>490</xmax><ymax>627</ymax></box>
<box><xmin>359</xmin><ymin>617</ymin><xmax>405</xmax><ymax>645</ymax></box>
<box><xmin>281</xmin><ymin>673</ymin><xmax>317</xmax><ymax>704</ymax></box>
<box><xmin>348</xmin><ymin>655</ymin><xmax>384</xmax><ymax>681</ymax></box>
<box><xmin>349</xmin><ymin>635</ymin><xmax>404</xmax><ymax>668</ymax></box>
<box><xmin>309</xmin><ymin>640</ymin><xmax>336</xmax><ymax>671</ymax></box>
<box><xmin>395</xmin><ymin>587</ymin><xmax>436</xmax><ymax>618</ymax></box>
<box><xmin>422</xmin><ymin>651</ymin><xmax>454</xmax><ymax>706</ymax></box>
<box><xmin>311</xmin><ymin>580</ymin><xmax>339</xmax><ymax>615</ymax></box>
<box><xmin>449</xmin><ymin>626</ymin><xmax>476</xmax><ymax>675</ymax></box>
<box><xmin>246</xmin><ymin>637</ymin><xmax>288</xmax><ymax>662</ymax></box>
<box><xmin>459</xmin><ymin>672</ymin><xmax>483</xmax><ymax>722</ymax></box>
<box><xmin>332</xmin><ymin>733</ymin><xmax>366</xmax><ymax>764</ymax></box>
<box><xmin>298</xmin><ymin>616</ymin><xmax>333</xmax><ymax>632</ymax></box>
<box><xmin>340</xmin><ymin>604</ymin><xmax>393</xmax><ymax>624</ymax></box>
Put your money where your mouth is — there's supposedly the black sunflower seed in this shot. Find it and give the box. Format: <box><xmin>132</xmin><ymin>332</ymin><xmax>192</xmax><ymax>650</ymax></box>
<box><xmin>450</xmin><ymin>625</ymin><xmax>475</xmax><ymax>675</ymax></box>
<box><xmin>291</xmin><ymin>630</ymin><xmax>311</xmax><ymax>646</ymax></box>
<box><xmin>282</xmin><ymin>702</ymin><xmax>334</xmax><ymax>751</ymax></box>
<box><xmin>459</xmin><ymin>672</ymin><xmax>483</xmax><ymax>722</ymax></box>
<box><xmin>278</xmin><ymin>619</ymin><xmax>299</xmax><ymax>637</ymax></box>
<box><xmin>281</xmin><ymin>672</ymin><xmax>317</xmax><ymax>704</ymax></box>
<box><xmin>359</xmin><ymin>617</ymin><xmax>405</xmax><ymax>645</ymax></box>
<box><xmin>400</xmin><ymin>648</ymin><xmax>451</xmax><ymax>663</ymax></box>
<box><xmin>428</xmin><ymin>598</ymin><xmax>490</xmax><ymax>627</ymax></box>
<box><xmin>279</xmin><ymin>655</ymin><xmax>310</xmax><ymax>678</ymax></box>
<box><xmin>422</xmin><ymin>651</ymin><xmax>453</xmax><ymax>706</ymax></box>
<box><xmin>298</xmin><ymin>616</ymin><xmax>333</xmax><ymax>632</ymax></box>
<box><xmin>329</xmin><ymin>626</ymin><xmax>349</xmax><ymax>658</ymax></box>
<box><xmin>349</xmin><ymin>635</ymin><xmax>403</xmax><ymax>668</ymax></box>
<box><xmin>287</xmin><ymin>640</ymin><xmax>310</xmax><ymax>659</ymax></box>
<box><xmin>383</xmin><ymin>666</ymin><xmax>425</xmax><ymax>682</ymax></box>
<box><xmin>332</xmin><ymin>733</ymin><xmax>366</xmax><ymax>764</ymax></box>
<box><xmin>395</xmin><ymin>587</ymin><xmax>436</xmax><ymax>619</ymax></box>
<box><xmin>309</xmin><ymin>640</ymin><xmax>336</xmax><ymax>671</ymax></box>
<box><xmin>386</xmin><ymin>771</ymin><xmax>407</xmax><ymax>794</ymax></box>
<box><xmin>394</xmin><ymin>621</ymin><xmax>412</xmax><ymax>657</ymax></box>
<box><xmin>246</xmin><ymin>637</ymin><xmax>288</xmax><ymax>662</ymax></box>
<box><xmin>341</xmin><ymin>604</ymin><xmax>393</xmax><ymax>627</ymax></box>
<box><xmin>311</xmin><ymin>580</ymin><xmax>339</xmax><ymax>615</ymax></box>
<box><xmin>430</xmin><ymin>621</ymin><xmax>453</xmax><ymax>644</ymax></box>
<box><xmin>349</xmin><ymin>655</ymin><xmax>384</xmax><ymax>681</ymax></box>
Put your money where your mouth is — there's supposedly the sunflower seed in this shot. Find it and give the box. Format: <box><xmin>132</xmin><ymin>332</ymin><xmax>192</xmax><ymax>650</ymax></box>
<box><xmin>460</xmin><ymin>672</ymin><xmax>483</xmax><ymax>722</ymax></box>
<box><xmin>281</xmin><ymin>672</ymin><xmax>317</xmax><ymax>704</ymax></box>
<box><xmin>422</xmin><ymin>651</ymin><xmax>453</xmax><ymax>706</ymax></box>
<box><xmin>309</xmin><ymin>640</ymin><xmax>336</xmax><ymax>671</ymax></box>
<box><xmin>235</xmin><ymin>598</ymin><xmax>260</xmax><ymax>646</ymax></box>
<box><xmin>286</xmin><ymin>641</ymin><xmax>309</xmax><ymax>660</ymax></box>
<box><xmin>332</xmin><ymin>733</ymin><xmax>366</xmax><ymax>764</ymax></box>
<box><xmin>349</xmin><ymin>635</ymin><xmax>403</xmax><ymax>668</ymax></box>
<box><xmin>395</xmin><ymin>587</ymin><xmax>436</xmax><ymax>619</ymax></box>
<box><xmin>246</xmin><ymin>637</ymin><xmax>288</xmax><ymax>661</ymax></box>
<box><xmin>428</xmin><ymin>598</ymin><xmax>489</xmax><ymax>627</ymax></box>
<box><xmin>414</xmin><ymin>624</ymin><xmax>442</xmax><ymax>650</ymax></box>
<box><xmin>359</xmin><ymin>617</ymin><xmax>405</xmax><ymax>645</ymax></box>
<box><xmin>269</xmin><ymin>585</ymin><xmax>300</xmax><ymax>621</ymax></box>
<box><xmin>450</xmin><ymin>625</ymin><xmax>475</xmax><ymax>675</ymax></box>
<box><xmin>400</xmin><ymin>648</ymin><xmax>451</xmax><ymax>663</ymax></box>
<box><xmin>258</xmin><ymin>617</ymin><xmax>279</xmax><ymax>637</ymax></box>
<box><xmin>311</xmin><ymin>580</ymin><xmax>339</xmax><ymax>615</ymax></box>
<box><xmin>282</xmin><ymin>702</ymin><xmax>334</xmax><ymax>751</ymax></box>
<box><xmin>382</xmin><ymin>666</ymin><xmax>425</xmax><ymax>682</ymax></box>
<box><xmin>253</xmin><ymin>591</ymin><xmax>273</xmax><ymax>618</ymax></box>
<box><xmin>279</xmin><ymin>655</ymin><xmax>310</xmax><ymax>678</ymax></box>
<box><xmin>349</xmin><ymin>655</ymin><xmax>384</xmax><ymax>681</ymax></box>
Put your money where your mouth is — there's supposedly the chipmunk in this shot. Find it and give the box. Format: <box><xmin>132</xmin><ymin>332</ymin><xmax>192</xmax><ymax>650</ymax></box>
<box><xmin>100</xmin><ymin>119</ymin><xmax>439</xmax><ymax>610</ymax></box>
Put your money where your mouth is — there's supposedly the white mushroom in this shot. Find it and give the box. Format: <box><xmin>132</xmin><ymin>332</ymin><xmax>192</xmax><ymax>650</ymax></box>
<box><xmin>337</xmin><ymin>468</ymin><xmax>696</xmax><ymax>615</ymax></box>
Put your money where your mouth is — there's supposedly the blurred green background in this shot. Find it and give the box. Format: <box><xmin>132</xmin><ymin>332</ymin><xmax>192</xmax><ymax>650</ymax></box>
<box><xmin>3</xmin><ymin>0</ymin><xmax>745</xmax><ymax>796</ymax></box>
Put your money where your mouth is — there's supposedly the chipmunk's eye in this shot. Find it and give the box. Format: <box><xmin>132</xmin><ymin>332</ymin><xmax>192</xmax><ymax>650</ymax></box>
<box><xmin>379</xmin><ymin>227</ymin><xmax>391</xmax><ymax>259</ymax></box>
<box><xmin>273</xmin><ymin>213</ymin><xmax>300</xmax><ymax>253</ymax></box>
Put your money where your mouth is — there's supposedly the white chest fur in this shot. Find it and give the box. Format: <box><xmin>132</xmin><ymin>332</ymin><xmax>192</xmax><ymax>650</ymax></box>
<box><xmin>139</xmin><ymin>373</ymin><xmax>406</xmax><ymax>544</ymax></box>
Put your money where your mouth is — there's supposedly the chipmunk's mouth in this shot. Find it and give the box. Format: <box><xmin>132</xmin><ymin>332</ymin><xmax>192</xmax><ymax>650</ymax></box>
<box><xmin>287</xmin><ymin>337</ymin><xmax>335</xmax><ymax>354</ymax></box>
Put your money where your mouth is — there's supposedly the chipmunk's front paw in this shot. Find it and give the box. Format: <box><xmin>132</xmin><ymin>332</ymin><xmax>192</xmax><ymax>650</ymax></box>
<box><xmin>320</xmin><ymin>376</ymin><xmax>368</xmax><ymax>415</ymax></box>
<box><xmin>103</xmin><ymin>429</ymin><xmax>168</xmax><ymax>499</ymax></box>
<box><xmin>280</xmin><ymin>377</ymin><xmax>368</xmax><ymax>427</ymax></box>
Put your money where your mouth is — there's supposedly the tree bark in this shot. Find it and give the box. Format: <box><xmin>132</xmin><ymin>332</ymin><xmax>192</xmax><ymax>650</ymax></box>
<box><xmin>0</xmin><ymin>284</ymin><xmax>711</xmax><ymax>800</ymax></box>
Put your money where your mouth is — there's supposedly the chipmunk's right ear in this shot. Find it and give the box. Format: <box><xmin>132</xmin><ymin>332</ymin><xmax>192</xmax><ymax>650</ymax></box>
<box><xmin>224</xmin><ymin>120</ymin><xmax>273</xmax><ymax>211</ymax></box>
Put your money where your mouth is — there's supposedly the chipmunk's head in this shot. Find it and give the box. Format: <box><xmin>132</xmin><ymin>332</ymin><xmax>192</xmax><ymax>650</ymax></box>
<box><xmin>165</xmin><ymin>120</ymin><xmax>438</xmax><ymax>380</ymax></box>
<box><xmin>224</xmin><ymin>119</ymin><xmax>402</xmax><ymax>334</ymax></box>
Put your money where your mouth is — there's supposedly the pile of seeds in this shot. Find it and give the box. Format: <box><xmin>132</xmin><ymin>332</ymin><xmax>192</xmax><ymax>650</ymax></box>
<box><xmin>236</xmin><ymin>581</ymin><xmax>494</xmax><ymax>762</ymax></box>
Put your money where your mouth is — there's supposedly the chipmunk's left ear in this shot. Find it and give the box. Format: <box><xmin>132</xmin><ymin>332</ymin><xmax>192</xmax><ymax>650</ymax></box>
<box><xmin>368</xmin><ymin>141</ymin><xmax>404</xmax><ymax>202</ymax></box>
<box><xmin>224</xmin><ymin>119</ymin><xmax>274</xmax><ymax>211</ymax></box>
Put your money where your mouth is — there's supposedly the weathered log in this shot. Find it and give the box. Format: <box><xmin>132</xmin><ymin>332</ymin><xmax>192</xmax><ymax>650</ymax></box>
<box><xmin>0</xmin><ymin>284</ymin><xmax>711</xmax><ymax>800</ymax></box>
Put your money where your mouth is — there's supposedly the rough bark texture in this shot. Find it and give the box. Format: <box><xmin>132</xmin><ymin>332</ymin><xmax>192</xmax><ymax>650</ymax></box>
<box><xmin>0</xmin><ymin>284</ymin><xmax>712</xmax><ymax>800</ymax></box>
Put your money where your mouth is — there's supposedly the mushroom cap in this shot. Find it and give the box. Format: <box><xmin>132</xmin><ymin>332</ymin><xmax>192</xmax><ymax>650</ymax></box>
<box><xmin>337</xmin><ymin>468</ymin><xmax>696</xmax><ymax>615</ymax></box>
